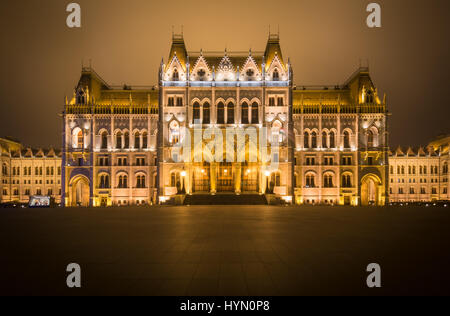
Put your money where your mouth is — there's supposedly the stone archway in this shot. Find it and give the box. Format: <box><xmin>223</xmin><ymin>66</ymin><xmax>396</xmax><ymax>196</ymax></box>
<box><xmin>69</xmin><ymin>175</ymin><xmax>90</xmax><ymax>207</ymax></box>
<box><xmin>361</xmin><ymin>174</ymin><xmax>382</xmax><ymax>206</ymax></box>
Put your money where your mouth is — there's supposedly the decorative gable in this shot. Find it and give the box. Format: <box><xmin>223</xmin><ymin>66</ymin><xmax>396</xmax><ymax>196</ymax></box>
<box><xmin>190</xmin><ymin>54</ymin><xmax>212</xmax><ymax>81</ymax></box>
<box><xmin>240</xmin><ymin>53</ymin><xmax>261</xmax><ymax>81</ymax></box>
<box><xmin>216</xmin><ymin>53</ymin><xmax>236</xmax><ymax>81</ymax></box>
<box><xmin>265</xmin><ymin>53</ymin><xmax>287</xmax><ymax>81</ymax></box>
<box><xmin>164</xmin><ymin>53</ymin><xmax>186</xmax><ymax>82</ymax></box>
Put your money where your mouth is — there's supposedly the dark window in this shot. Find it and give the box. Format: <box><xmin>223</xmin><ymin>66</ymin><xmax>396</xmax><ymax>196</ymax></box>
<box><xmin>172</xmin><ymin>69</ymin><xmax>179</xmax><ymax>81</ymax></box>
<box><xmin>227</xmin><ymin>103</ymin><xmax>234</xmax><ymax>124</ymax></box>
<box><xmin>277</xmin><ymin>97</ymin><xmax>284</xmax><ymax>106</ymax></box>
<box><xmin>241</xmin><ymin>102</ymin><xmax>249</xmax><ymax>124</ymax></box>
<box><xmin>203</xmin><ymin>103</ymin><xmax>210</xmax><ymax>124</ymax></box>
<box><xmin>322</xmin><ymin>132</ymin><xmax>328</xmax><ymax>148</ymax></box>
<box><xmin>304</xmin><ymin>132</ymin><xmax>310</xmax><ymax>148</ymax></box>
<box><xmin>329</xmin><ymin>131</ymin><xmax>336</xmax><ymax>148</ymax></box>
<box><xmin>343</xmin><ymin>131</ymin><xmax>351</xmax><ymax>148</ymax></box>
<box><xmin>124</xmin><ymin>132</ymin><xmax>130</xmax><ymax>149</ymax></box>
<box><xmin>367</xmin><ymin>130</ymin><xmax>374</xmax><ymax>147</ymax></box>
<box><xmin>116</xmin><ymin>132</ymin><xmax>122</xmax><ymax>149</ymax></box>
<box><xmin>217</xmin><ymin>102</ymin><xmax>225</xmax><ymax>124</ymax></box>
<box><xmin>273</xmin><ymin>69</ymin><xmax>279</xmax><ymax>81</ymax></box>
<box><xmin>251</xmin><ymin>103</ymin><xmax>259</xmax><ymax>124</ymax></box>
<box><xmin>193</xmin><ymin>102</ymin><xmax>201</xmax><ymax>122</ymax></box>
<box><xmin>311</xmin><ymin>132</ymin><xmax>317</xmax><ymax>149</ymax></box>
<box><xmin>269</xmin><ymin>97</ymin><xmax>275</xmax><ymax>106</ymax></box>
<box><xmin>101</xmin><ymin>132</ymin><xmax>108</xmax><ymax>149</ymax></box>
<box><xmin>142</xmin><ymin>133</ymin><xmax>148</xmax><ymax>148</ymax></box>
<box><xmin>134</xmin><ymin>132</ymin><xmax>140</xmax><ymax>149</ymax></box>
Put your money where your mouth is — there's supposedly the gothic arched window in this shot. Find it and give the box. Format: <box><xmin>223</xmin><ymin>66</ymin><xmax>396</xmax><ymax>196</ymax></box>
<box><xmin>367</xmin><ymin>130</ymin><xmax>374</xmax><ymax>147</ymax></box>
<box><xmin>142</xmin><ymin>132</ymin><xmax>148</xmax><ymax>149</ymax></box>
<box><xmin>343</xmin><ymin>131</ymin><xmax>351</xmax><ymax>149</ymax></box>
<box><xmin>273</xmin><ymin>69</ymin><xmax>279</xmax><ymax>81</ymax></box>
<box><xmin>306</xmin><ymin>174</ymin><xmax>315</xmax><ymax>188</ymax></box>
<box><xmin>311</xmin><ymin>132</ymin><xmax>317</xmax><ymax>149</ymax></box>
<box><xmin>193</xmin><ymin>102</ymin><xmax>201</xmax><ymax>122</ymax></box>
<box><xmin>124</xmin><ymin>132</ymin><xmax>130</xmax><ymax>149</ymax></box>
<box><xmin>329</xmin><ymin>131</ymin><xmax>336</xmax><ymax>148</ymax></box>
<box><xmin>116</xmin><ymin>132</ymin><xmax>122</xmax><ymax>149</ymax></box>
<box><xmin>134</xmin><ymin>132</ymin><xmax>140</xmax><ymax>149</ymax></box>
<box><xmin>76</xmin><ymin>89</ymin><xmax>86</xmax><ymax>105</ymax></box>
<box><xmin>366</xmin><ymin>90</ymin><xmax>374</xmax><ymax>103</ymax></box>
<box><xmin>251</xmin><ymin>102</ymin><xmax>259</xmax><ymax>124</ymax></box>
<box><xmin>203</xmin><ymin>102</ymin><xmax>210</xmax><ymax>124</ymax></box>
<box><xmin>241</xmin><ymin>102</ymin><xmax>249</xmax><ymax>124</ymax></box>
<box><xmin>304</xmin><ymin>131</ymin><xmax>310</xmax><ymax>148</ymax></box>
<box><xmin>172</xmin><ymin>69</ymin><xmax>179</xmax><ymax>81</ymax></box>
<box><xmin>101</xmin><ymin>131</ymin><xmax>108</xmax><ymax>149</ymax></box>
<box><xmin>322</xmin><ymin>131</ymin><xmax>328</xmax><ymax>149</ymax></box>
<box><xmin>226</xmin><ymin>103</ymin><xmax>234</xmax><ymax>124</ymax></box>
<box><xmin>324</xmin><ymin>174</ymin><xmax>334</xmax><ymax>188</ymax></box>
<box><xmin>217</xmin><ymin>102</ymin><xmax>225</xmax><ymax>124</ymax></box>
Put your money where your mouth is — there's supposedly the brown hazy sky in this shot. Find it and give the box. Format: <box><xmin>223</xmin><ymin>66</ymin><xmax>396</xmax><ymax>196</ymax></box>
<box><xmin>0</xmin><ymin>0</ymin><xmax>449</xmax><ymax>148</ymax></box>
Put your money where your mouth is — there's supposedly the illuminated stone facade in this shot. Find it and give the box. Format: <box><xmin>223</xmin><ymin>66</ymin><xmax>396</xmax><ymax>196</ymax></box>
<box><xmin>9</xmin><ymin>33</ymin><xmax>448</xmax><ymax>207</ymax></box>
<box><xmin>388</xmin><ymin>136</ymin><xmax>449</xmax><ymax>203</ymax></box>
<box><xmin>158</xmin><ymin>33</ymin><xmax>294</xmax><ymax>201</ymax></box>
<box><xmin>62</xmin><ymin>69</ymin><xmax>159</xmax><ymax>207</ymax></box>
<box><xmin>0</xmin><ymin>138</ymin><xmax>62</xmax><ymax>204</ymax></box>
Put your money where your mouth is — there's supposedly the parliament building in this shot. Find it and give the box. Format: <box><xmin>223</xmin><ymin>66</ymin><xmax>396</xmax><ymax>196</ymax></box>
<box><xmin>0</xmin><ymin>33</ymin><xmax>448</xmax><ymax>206</ymax></box>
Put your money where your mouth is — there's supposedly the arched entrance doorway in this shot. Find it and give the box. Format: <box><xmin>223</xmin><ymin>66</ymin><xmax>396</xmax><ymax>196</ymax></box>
<box><xmin>361</xmin><ymin>174</ymin><xmax>382</xmax><ymax>206</ymax></box>
<box><xmin>70</xmin><ymin>175</ymin><xmax>90</xmax><ymax>207</ymax></box>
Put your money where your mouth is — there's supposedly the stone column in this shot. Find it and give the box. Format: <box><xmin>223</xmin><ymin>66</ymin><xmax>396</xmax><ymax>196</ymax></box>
<box><xmin>235</xmin><ymin>163</ymin><xmax>242</xmax><ymax>194</ymax></box>
<box><xmin>187</xmin><ymin>163</ymin><xmax>193</xmax><ymax>194</ymax></box>
<box><xmin>210</xmin><ymin>162</ymin><xmax>217</xmax><ymax>194</ymax></box>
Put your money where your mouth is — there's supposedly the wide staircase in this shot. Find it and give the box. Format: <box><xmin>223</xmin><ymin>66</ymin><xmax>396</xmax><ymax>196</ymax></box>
<box><xmin>183</xmin><ymin>193</ymin><xmax>268</xmax><ymax>206</ymax></box>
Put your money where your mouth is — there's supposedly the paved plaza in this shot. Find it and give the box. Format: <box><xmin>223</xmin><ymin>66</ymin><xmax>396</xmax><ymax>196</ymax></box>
<box><xmin>1</xmin><ymin>205</ymin><xmax>450</xmax><ymax>296</ymax></box>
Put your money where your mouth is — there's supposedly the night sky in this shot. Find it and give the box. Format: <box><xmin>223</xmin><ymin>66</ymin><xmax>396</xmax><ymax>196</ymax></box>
<box><xmin>0</xmin><ymin>0</ymin><xmax>448</xmax><ymax>148</ymax></box>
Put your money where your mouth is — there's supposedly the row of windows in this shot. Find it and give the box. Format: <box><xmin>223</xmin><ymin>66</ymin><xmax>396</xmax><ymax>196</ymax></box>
<box><xmin>9</xmin><ymin>179</ymin><xmax>60</xmax><ymax>185</ymax></box>
<box><xmin>98</xmin><ymin>175</ymin><xmax>149</xmax><ymax>189</ymax></box>
<box><xmin>390</xmin><ymin>164</ymin><xmax>447</xmax><ymax>175</ymax></box>
<box><xmin>3</xmin><ymin>188</ymin><xmax>61</xmax><ymax>196</ymax></box>
<box><xmin>100</xmin><ymin>157</ymin><xmax>151</xmax><ymax>167</ymax></box>
<box><xmin>170</xmin><ymin>68</ymin><xmax>282</xmax><ymax>82</ymax></box>
<box><xmin>104</xmin><ymin>131</ymin><xmax>149</xmax><ymax>150</ymax></box>
<box><xmin>392</xmin><ymin>178</ymin><xmax>443</xmax><ymax>184</ymax></box>
<box><xmin>167</xmin><ymin>97</ymin><xmax>183</xmax><ymax>107</ymax></box>
<box><xmin>302</xmin><ymin>174</ymin><xmax>353</xmax><ymax>188</ymax></box>
<box><xmin>303</xmin><ymin>157</ymin><xmax>353</xmax><ymax>166</ymax></box>
<box><xmin>2</xmin><ymin>165</ymin><xmax>61</xmax><ymax>177</ymax></box>
<box><xmin>10</xmin><ymin>166</ymin><xmax>61</xmax><ymax>176</ymax></box>
<box><xmin>391</xmin><ymin>187</ymin><xmax>444</xmax><ymax>195</ymax></box>
<box><xmin>74</xmin><ymin>130</ymin><xmax>150</xmax><ymax>150</ymax></box>
<box><xmin>192</xmin><ymin>101</ymin><xmax>261</xmax><ymax>125</ymax></box>
<box><xmin>303</xmin><ymin>131</ymin><xmax>343</xmax><ymax>149</ymax></box>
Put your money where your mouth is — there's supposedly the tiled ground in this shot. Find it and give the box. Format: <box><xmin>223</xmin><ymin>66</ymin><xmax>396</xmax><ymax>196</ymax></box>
<box><xmin>1</xmin><ymin>205</ymin><xmax>450</xmax><ymax>295</ymax></box>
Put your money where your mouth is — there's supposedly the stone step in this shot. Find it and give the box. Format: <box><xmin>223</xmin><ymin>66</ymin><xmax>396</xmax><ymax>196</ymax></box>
<box><xmin>183</xmin><ymin>194</ymin><xmax>267</xmax><ymax>205</ymax></box>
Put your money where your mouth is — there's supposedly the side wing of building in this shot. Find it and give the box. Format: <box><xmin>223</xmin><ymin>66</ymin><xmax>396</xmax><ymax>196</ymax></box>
<box><xmin>292</xmin><ymin>68</ymin><xmax>389</xmax><ymax>206</ymax></box>
<box><xmin>62</xmin><ymin>68</ymin><xmax>159</xmax><ymax>207</ymax></box>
